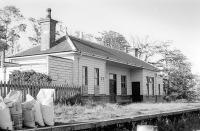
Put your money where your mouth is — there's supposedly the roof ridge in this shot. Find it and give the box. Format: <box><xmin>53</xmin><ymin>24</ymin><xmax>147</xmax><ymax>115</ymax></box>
<box><xmin>69</xmin><ymin>35</ymin><xmax>128</xmax><ymax>53</ymax></box>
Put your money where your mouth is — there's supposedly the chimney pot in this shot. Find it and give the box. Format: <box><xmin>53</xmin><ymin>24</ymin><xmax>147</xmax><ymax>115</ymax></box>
<box><xmin>47</xmin><ymin>8</ymin><xmax>51</xmax><ymax>18</ymax></box>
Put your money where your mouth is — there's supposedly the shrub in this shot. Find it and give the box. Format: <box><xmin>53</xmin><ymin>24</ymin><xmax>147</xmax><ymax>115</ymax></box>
<box><xmin>55</xmin><ymin>94</ymin><xmax>82</xmax><ymax>105</ymax></box>
<box><xmin>9</xmin><ymin>70</ymin><xmax>52</xmax><ymax>84</ymax></box>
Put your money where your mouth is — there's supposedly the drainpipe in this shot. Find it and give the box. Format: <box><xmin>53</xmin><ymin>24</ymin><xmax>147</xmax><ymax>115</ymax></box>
<box><xmin>77</xmin><ymin>55</ymin><xmax>80</xmax><ymax>86</ymax></box>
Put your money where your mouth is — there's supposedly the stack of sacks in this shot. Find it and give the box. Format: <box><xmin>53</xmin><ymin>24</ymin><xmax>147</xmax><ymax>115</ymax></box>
<box><xmin>1</xmin><ymin>89</ymin><xmax>55</xmax><ymax>130</ymax></box>
<box><xmin>4</xmin><ymin>90</ymin><xmax>23</xmax><ymax>130</ymax></box>
<box><xmin>37</xmin><ymin>89</ymin><xmax>55</xmax><ymax>126</ymax></box>
<box><xmin>22</xmin><ymin>95</ymin><xmax>36</xmax><ymax>128</ymax></box>
<box><xmin>0</xmin><ymin>96</ymin><xmax>13</xmax><ymax>130</ymax></box>
<box><xmin>25</xmin><ymin>94</ymin><xmax>44</xmax><ymax>127</ymax></box>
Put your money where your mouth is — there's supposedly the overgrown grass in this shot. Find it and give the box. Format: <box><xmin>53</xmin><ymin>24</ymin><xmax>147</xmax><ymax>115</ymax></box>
<box><xmin>54</xmin><ymin>102</ymin><xmax>200</xmax><ymax>123</ymax></box>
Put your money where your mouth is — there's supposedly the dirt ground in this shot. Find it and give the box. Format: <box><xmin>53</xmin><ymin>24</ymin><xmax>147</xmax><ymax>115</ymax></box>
<box><xmin>54</xmin><ymin>102</ymin><xmax>200</xmax><ymax>123</ymax></box>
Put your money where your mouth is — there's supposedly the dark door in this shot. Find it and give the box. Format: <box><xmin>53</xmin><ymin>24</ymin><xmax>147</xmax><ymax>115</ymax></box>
<box><xmin>109</xmin><ymin>74</ymin><xmax>117</xmax><ymax>102</ymax></box>
<box><xmin>132</xmin><ymin>82</ymin><xmax>142</xmax><ymax>102</ymax></box>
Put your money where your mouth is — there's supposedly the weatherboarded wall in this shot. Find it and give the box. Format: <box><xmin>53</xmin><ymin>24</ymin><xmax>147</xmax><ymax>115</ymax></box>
<box><xmin>131</xmin><ymin>69</ymin><xmax>143</xmax><ymax>95</ymax></box>
<box><xmin>73</xmin><ymin>55</ymin><xmax>106</xmax><ymax>95</ymax></box>
<box><xmin>48</xmin><ymin>55</ymin><xmax>73</xmax><ymax>84</ymax></box>
<box><xmin>11</xmin><ymin>56</ymin><xmax>48</xmax><ymax>74</ymax></box>
<box><xmin>142</xmin><ymin>69</ymin><xmax>164</xmax><ymax>96</ymax></box>
<box><xmin>156</xmin><ymin>75</ymin><xmax>164</xmax><ymax>95</ymax></box>
<box><xmin>106</xmin><ymin>64</ymin><xmax>131</xmax><ymax>95</ymax></box>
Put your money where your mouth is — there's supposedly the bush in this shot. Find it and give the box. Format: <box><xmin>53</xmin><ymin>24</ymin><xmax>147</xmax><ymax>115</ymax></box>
<box><xmin>9</xmin><ymin>70</ymin><xmax>52</xmax><ymax>84</ymax></box>
<box><xmin>55</xmin><ymin>94</ymin><xmax>82</xmax><ymax>105</ymax></box>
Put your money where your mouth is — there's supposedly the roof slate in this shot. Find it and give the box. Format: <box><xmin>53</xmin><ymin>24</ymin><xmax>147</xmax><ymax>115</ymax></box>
<box><xmin>9</xmin><ymin>35</ymin><xmax>158</xmax><ymax>71</ymax></box>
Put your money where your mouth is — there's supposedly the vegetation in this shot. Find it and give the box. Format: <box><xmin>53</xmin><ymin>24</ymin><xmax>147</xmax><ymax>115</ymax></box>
<box><xmin>54</xmin><ymin>102</ymin><xmax>200</xmax><ymax>123</ymax></box>
<box><xmin>1</xmin><ymin>5</ymin><xmax>199</xmax><ymax>101</ymax></box>
<box><xmin>95</xmin><ymin>30</ymin><xmax>129</xmax><ymax>51</ymax></box>
<box><xmin>28</xmin><ymin>17</ymin><xmax>41</xmax><ymax>45</ymax></box>
<box><xmin>131</xmin><ymin>37</ymin><xmax>197</xmax><ymax>101</ymax></box>
<box><xmin>9</xmin><ymin>70</ymin><xmax>52</xmax><ymax>84</ymax></box>
<box><xmin>0</xmin><ymin>6</ymin><xmax>26</xmax><ymax>55</ymax></box>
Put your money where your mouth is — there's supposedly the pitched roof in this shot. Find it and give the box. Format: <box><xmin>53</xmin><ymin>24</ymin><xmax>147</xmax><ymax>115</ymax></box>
<box><xmin>70</xmin><ymin>36</ymin><xmax>158</xmax><ymax>71</ymax></box>
<box><xmin>9</xmin><ymin>35</ymin><xmax>158</xmax><ymax>71</ymax></box>
<box><xmin>9</xmin><ymin>37</ymin><xmax>73</xmax><ymax>57</ymax></box>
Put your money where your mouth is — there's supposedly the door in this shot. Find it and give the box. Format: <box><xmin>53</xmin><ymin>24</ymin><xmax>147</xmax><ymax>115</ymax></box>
<box><xmin>109</xmin><ymin>74</ymin><xmax>117</xmax><ymax>102</ymax></box>
<box><xmin>132</xmin><ymin>82</ymin><xmax>142</xmax><ymax>102</ymax></box>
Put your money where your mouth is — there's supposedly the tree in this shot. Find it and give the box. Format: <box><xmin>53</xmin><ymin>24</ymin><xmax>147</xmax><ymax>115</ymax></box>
<box><xmin>9</xmin><ymin>70</ymin><xmax>52</xmax><ymax>84</ymax></box>
<box><xmin>130</xmin><ymin>36</ymin><xmax>169</xmax><ymax>62</ymax></box>
<box><xmin>95</xmin><ymin>30</ymin><xmax>128</xmax><ymax>51</ymax></box>
<box><xmin>0</xmin><ymin>6</ymin><xmax>26</xmax><ymax>55</ymax></box>
<box><xmin>131</xmin><ymin>36</ymin><xmax>197</xmax><ymax>100</ymax></box>
<box><xmin>28</xmin><ymin>17</ymin><xmax>41</xmax><ymax>45</ymax></box>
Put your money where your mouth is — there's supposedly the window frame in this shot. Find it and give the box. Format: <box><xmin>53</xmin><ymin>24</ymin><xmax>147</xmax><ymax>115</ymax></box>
<box><xmin>158</xmin><ymin>84</ymin><xmax>161</xmax><ymax>95</ymax></box>
<box><xmin>121</xmin><ymin>75</ymin><xmax>127</xmax><ymax>95</ymax></box>
<box><xmin>82</xmin><ymin>66</ymin><xmax>88</xmax><ymax>86</ymax></box>
<box><xmin>146</xmin><ymin>76</ymin><xmax>150</xmax><ymax>96</ymax></box>
<box><xmin>152</xmin><ymin>77</ymin><xmax>154</xmax><ymax>96</ymax></box>
<box><xmin>94</xmin><ymin>68</ymin><xmax>99</xmax><ymax>86</ymax></box>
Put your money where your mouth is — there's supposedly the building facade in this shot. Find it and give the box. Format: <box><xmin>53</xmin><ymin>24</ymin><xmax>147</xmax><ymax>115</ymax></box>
<box><xmin>0</xmin><ymin>9</ymin><xmax>164</xmax><ymax>103</ymax></box>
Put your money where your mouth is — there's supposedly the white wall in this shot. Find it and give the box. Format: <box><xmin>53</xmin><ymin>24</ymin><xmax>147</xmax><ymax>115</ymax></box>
<box><xmin>131</xmin><ymin>69</ymin><xmax>143</xmax><ymax>95</ymax></box>
<box><xmin>73</xmin><ymin>55</ymin><xmax>106</xmax><ymax>94</ymax></box>
<box><xmin>142</xmin><ymin>69</ymin><xmax>164</xmax><ymax>96</ymax></box>
<box><xmin>156</xmin><ymin>76</ymin><xmax>164</xmax><ymax>95</ymax></box>
<box><xmin>10</xmin><ymin>56</ymin><xmax>48</xmax><ymax>74</ymax></box>
<box><xmin>48</xmin><ymin>55</ymin><xmax>73</xmax><ymax>84</ymax></box>
<box><xmin>106</xmin><ymin>64</ymin><xmax>131</xmax><ymax>95</ymax></box>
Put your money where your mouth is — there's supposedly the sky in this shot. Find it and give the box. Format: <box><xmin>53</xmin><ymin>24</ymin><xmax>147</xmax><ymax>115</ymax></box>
<box><xmin>0</xmin><ymin>0</ymin><xmax>200</xmax><ymax>74</ymax></box>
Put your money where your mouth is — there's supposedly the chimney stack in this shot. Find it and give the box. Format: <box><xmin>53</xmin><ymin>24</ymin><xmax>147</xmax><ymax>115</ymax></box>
<box><xmin>128</xmin><ymin>47</ymin><xmax>139</xmax><ymax>58</ymax></box>
<box><xmin>134</xmin><ymin>48</ymin><xmax>139</xmax><ymax>58</ymax></box>
<box><xmin>39</xmin><ymin>8</ymin><xmax>58</xmax><ymax>51</ymax></box>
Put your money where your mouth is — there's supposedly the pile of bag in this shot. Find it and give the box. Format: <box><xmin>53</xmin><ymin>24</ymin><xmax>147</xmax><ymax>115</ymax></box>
<box><xmin>0</xmin><ymin>89</ymin><xmax>55</xmax><ymax>130</ymax></box>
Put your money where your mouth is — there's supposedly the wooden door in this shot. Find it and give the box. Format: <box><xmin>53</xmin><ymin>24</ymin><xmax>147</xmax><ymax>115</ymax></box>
<box><xmin>132</xmin><ymin>82</ymin><xmax>142</xmax><ymax>102</ymax></box>
<box><xmin>109</xmin><ymin>74</ymin><xmax>117</xmax><ymax>102</ymax></box>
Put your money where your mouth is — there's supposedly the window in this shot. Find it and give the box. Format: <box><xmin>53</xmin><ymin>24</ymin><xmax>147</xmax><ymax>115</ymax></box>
<box><xmin>109</xmin><ymin>73</ymin><xmax>116</xmax><ymax>80</ymax></box>
<box><xmin>121</xmin><ymin>75</ymin><xmax>127</xmax><ymax>95</ymax></box>
<box><xmin>146</xmin><ymin>77</ymin><xmax>150</xmax><ymax>96</ymax></box>
<box><xmin>152</xmin><ymin>77</ymin><xmax>154</xmax><ymax>96</ymax></box>
<box><xmin>82</xmin><ymin>66</ymin><xmax>88</xmax><ymax>85</ymax></box>
<box><xmin>146</xmin><ymin>76</ymin><xmax>154</xmax><ymax>96</ymax></box>
<box><xmin>158</xmin><ymin>84</ymin><xmax>161</xmax><ymax>95</ymax></box>
<box><xmin>94</xmin><ymin>68</ymin><xmax>99</xmax><ymax>86</ymax></box>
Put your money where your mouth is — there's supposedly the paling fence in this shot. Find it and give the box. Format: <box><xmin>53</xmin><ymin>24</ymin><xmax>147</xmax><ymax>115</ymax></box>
<box><xmin>0</xmin><ymin>81</ymin><xmax>81</xmax><ymax>102</ymax></box>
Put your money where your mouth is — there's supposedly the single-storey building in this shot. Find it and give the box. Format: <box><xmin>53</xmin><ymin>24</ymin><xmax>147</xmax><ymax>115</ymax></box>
<box><xmin>0</xmin><ymin>9</ymin><xmax>164</xmax><ymax>103</ymax></box>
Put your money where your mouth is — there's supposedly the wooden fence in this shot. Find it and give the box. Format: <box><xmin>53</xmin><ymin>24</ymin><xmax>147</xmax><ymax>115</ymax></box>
<box><xmin>0</xmin><ymin>81</ymin><xmax>81</xmax><ymax>102</ymax></box>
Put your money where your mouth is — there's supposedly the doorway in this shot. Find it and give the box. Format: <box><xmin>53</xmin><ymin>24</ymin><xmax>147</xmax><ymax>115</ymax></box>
<box><xmin>109</xmin><ymin>73</ymin><xmax>117</xmax><ymax>102</ymax></box>
<box><xmin>132</xmin><ymin>82</ymin><xmax>142</xmax><ymax>102</ymax></box>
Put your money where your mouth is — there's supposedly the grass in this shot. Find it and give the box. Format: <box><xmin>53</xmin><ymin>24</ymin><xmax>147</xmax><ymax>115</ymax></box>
<box><xmin>54</xmin><ymin>102</ymin><xmax>200</xmax><ymax>123</ymax></box>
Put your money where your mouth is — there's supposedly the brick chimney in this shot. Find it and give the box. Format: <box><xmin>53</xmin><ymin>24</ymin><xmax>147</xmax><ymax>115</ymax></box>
<box><xmin>134</xmin><ymin>48</ymin><xmax>139</xmax><ymax>58</ymax></box>
<box><xmin>39</xmin><ymin>8</ymin><xmax>58</xmax><ymax>51</ymax></box>
<box><xmin>128</xmin><ymin>47</ymin><xmax>139</xmax><ymax>58</ymax></box>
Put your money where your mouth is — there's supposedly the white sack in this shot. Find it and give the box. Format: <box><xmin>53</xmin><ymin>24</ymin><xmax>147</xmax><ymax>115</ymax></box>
<box><xmin>0</xmin><ymin>96</ymin><xmax>13</xmax><ymax>130</ymax></box>
<box><xmin>22</xmin><ymin>100</ymin><xmax>35</xmax><ymax>128</ymax></box>
<box><xmin>4</xmin><ymin>90</ymin><xmax>23</xmax><ymax>129</ymax></box>
<box><xmin>26</xmin><ymin>94</ymin><xmax>44</xmax><ymax>126</ymax></box>
<box><xmin>37</xmin><ymin>89</ymin><xmax>55</xmax><ymax>126</ymax></box>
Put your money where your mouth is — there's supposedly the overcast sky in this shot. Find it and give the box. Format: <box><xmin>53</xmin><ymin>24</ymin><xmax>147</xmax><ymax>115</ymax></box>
<box><xmin>1</xmin><ymin>0</ymin><xmax>200</xmax><ymax>74</ymax></box>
